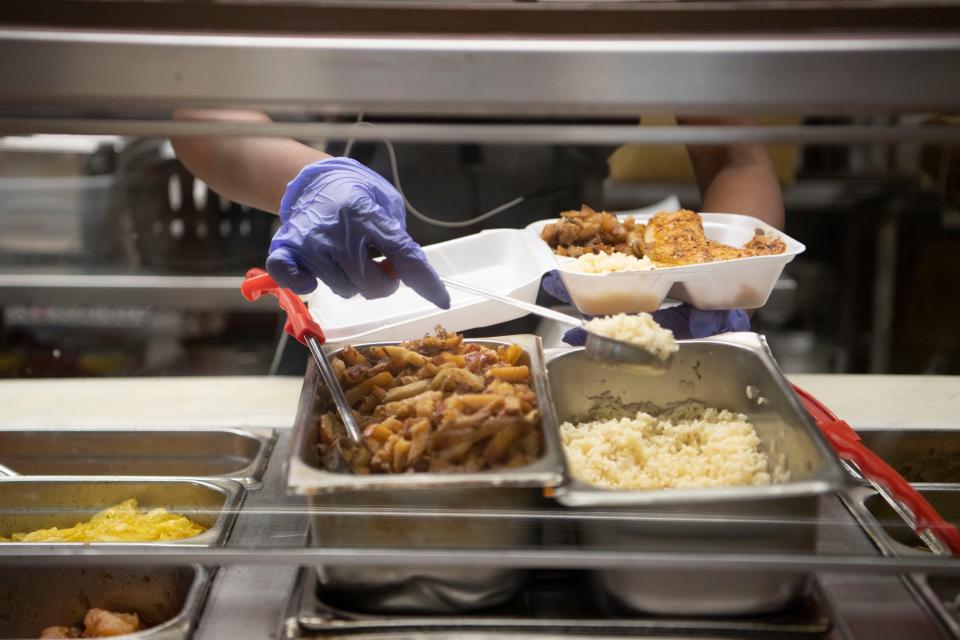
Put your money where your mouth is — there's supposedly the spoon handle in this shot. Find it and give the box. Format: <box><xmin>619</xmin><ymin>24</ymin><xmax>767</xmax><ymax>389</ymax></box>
<box><xmin>440</xmin><ymin>277</ymin><xmax>583</xmax><ymax>328</ymax></box>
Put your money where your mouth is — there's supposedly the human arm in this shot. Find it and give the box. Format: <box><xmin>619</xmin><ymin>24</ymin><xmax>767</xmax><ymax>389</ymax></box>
<box><xmin>680</xmin><ymin>115</ymin><xmax>785</xmax><ymax>229</ymax></box>
<box><xmin>169</xmin><ymin>109</ymin><xmax>331</xmax><ymax>214</ymax></box>
<box><xmin>553</xmin><ymin>118</ymin><xmax>778</xmax><ymax>342</ymax></box>
<box><xmin>169</xmin><ymin>110</ymin><xmax>449</xmax><ymax>308</ymax></box>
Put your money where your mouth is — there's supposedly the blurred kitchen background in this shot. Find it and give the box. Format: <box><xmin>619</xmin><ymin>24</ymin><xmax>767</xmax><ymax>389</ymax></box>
<box><xmin>1</xmin><ymin>120</ymin><xmax>957</xmax><ymax>377</ymax></box>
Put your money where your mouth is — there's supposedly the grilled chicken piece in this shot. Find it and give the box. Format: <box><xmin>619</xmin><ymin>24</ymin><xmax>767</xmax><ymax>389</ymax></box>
<box><xmin>705</xmin><ymin>240</ymin><xmax>749</xmax><ymax>262</ymax></box>
<box><xmin>39</xmin><ymin>609</ymin><xmax>139</xmax><ymax>639</ymax></box>
<box><xmin>81</xmin><ymin>609</ymin><xmax>140</xmax><ymax>637</ymax></box>
<box><xmin>643</xmin><ymin>210</ymin><xmax>787</xmax><ymax>265</ymax></box>
<box><xmin>742</xmin><ymin>229</ymin><xmax>787</xmax><ymax>256</ymax></box>
<box><xmin>643</xmin><ymin>209</ymin><xmax>712</xmax><ymax>265</ymax></box>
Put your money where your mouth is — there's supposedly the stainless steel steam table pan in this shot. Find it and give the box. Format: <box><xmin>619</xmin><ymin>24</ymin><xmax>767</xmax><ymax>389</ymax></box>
<box><xmin>0</xmin><ymin>478</ymin><xmax>243</xmax><ymax>547</ymax></box>
<box><xmin>845</xmin><ymin>484</ymin><xmax>960</xmax><ymax>638</ymax></box>
<box><xmin>853</xmin><ymin>428</ymin><xmax>960</xmax><ymax>485</ymax></box>
<box><xmin>0</xmin><ymin>564</ymin><xmax>210</xmax><ymax>640</ymax></box>
<box><xmin>0</xmin><ymin>428</ymin><xmax>274</xmax><ymax>488</ymax></box>
<box><xmin>291</xmin><ymin>567</ymin><xmax>832</xmax><ymax>638</ymax></box>
<box><xmin>546</xmin><ymin>332</ymin><xmax>846</xmax><ymax>616</ymax></box>
<box><xmin>846</xmin><ymin>484</ymin><xmax>960</xmax><ymax>557</ymax></box>
<box><xmin>287</xmin><ymin>335</ymin><xmax>564</xmax><ymax>614</ymax></box>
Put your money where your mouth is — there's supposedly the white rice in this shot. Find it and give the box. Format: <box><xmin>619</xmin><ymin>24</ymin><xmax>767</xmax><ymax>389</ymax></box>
<box><xmin>561</xmin><ymin>404</ymin><xmax>789</xmax><ymax>491</ymax></box>
<box><xmin>584</xmin><ymin>312</ymin><xmax>678</xmax><ymax>361</ymax></box>
<box><xmin>570</xmin><ymin>252</ymin><xmax>655</xmax><ymax>274</ymax></box>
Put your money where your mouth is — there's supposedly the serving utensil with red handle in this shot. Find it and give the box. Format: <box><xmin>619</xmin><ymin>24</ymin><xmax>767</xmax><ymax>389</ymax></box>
<box><xmin>793</xmin><ymin>384</ymin><xmax>960</xmax><ymax>555</ymax></box>
<box><xmin>241</xmin><ymin>268</ymin><xmax>363</xmax><ymax>444</ymax></box>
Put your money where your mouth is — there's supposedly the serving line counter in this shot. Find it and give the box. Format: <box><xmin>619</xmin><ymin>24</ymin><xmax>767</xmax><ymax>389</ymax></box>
<box><xmin>1</xmin><ymin>370</ymin><xmax>959</xmax><ymax>640</ymax></box>
<box><xmin>2</xmin><ymin>373</ymin><xmax>957</xmax><ymax>431</ymax></box>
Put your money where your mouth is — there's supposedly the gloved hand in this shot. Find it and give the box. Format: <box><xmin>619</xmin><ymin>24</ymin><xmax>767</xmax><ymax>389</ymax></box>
<box><xmin>540</xmin><ymin>270</ymin><xmax>750</xmax><ymax>345</ymax></box>
<box><xmin>540</xmin><ymin>270</ymin><xmax>571</xmax><ymax>305</ymax></box>
<box><xmin>267</xmin><ymin>157</ymin><xmax>450</xmax><ymax>309</ymax></box>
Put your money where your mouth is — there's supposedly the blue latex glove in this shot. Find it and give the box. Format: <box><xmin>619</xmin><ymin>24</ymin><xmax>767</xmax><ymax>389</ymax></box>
<box><xmin>267</xmin><ymin>157</ymin><xmax>450</xmax><ymax>309</ymax></box>
<box><xmin>541</xmin><ymin>271</ymin><xmax>749</xmax><ymax>344</ymax></box>
<box><xmin>541</xmin><ymin>270</ymin><xmax>571</xmax><ymax>305</ymax></box>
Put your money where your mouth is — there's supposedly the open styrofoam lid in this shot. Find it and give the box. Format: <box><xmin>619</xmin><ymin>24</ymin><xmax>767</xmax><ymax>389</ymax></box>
<box><xmin>306</xmin><ymin>228</ymin><xmax>552</xmax><ymax>344</ymax></box>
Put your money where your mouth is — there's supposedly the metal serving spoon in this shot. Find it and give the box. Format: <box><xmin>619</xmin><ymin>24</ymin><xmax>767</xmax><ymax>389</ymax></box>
<box><xmin>439</xmin><ymin>277</ymin><xmax>673</xmax><ymax>373</ymax></box>
<box><xmin>375</xmin><ymin>259</ymin><xmax>669</xmax><ymax>371</ymax></box>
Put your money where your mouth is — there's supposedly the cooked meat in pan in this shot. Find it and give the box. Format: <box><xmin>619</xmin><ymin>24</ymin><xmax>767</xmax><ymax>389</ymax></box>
<box><xmin>40</xmin><ymin>608</ymin><xmax>140</xmax><ymax>638</ymax></box>
<box><xmin>319</xmin><ymin>328</ymin><xmax>543</xmax><ymax>474</ymax></box>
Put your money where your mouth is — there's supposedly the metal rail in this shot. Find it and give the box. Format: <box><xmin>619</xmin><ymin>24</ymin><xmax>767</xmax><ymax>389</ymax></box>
<box><xmin>1</xmin><ymin>29</ymin><xmax>959</xmax><ymax>115</ymax></box>
<box><xmin>2</xmin><ymin>118</ymin><xmax>960</xmax><ymax>144</ymax></box>
<box><xmin>0</xmin><ymin>272</ymin><xmax>273</xmax><ymax>310</ymax></box>
<box><xmin>8</xmin><ymin>546</ymin><xmax>960</xmax><ymax>576</ymax></box>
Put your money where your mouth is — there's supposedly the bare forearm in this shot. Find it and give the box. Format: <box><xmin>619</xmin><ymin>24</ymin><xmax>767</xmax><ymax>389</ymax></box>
<box><xmin>681</xmin><ymin>117</ymin><xmax>785</xmax><ymax>229</ymax></box>
<box><xmin>170</xmin><ymin>110</ymin><xmax>331</xmax><ymax>214</ymax></box>
<box><xmin>694</xmin><ymin>152</ymin><xmax>784</xmax><ymax>229</ymax></box>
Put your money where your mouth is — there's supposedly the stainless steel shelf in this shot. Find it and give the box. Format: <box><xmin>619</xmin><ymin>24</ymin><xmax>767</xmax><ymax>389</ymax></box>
<box><xmin>5</xmin><ymin>1</ymin><xmax>960</xmax><ymax>38</ymax></box>
<box><xmin>0</xmin><ymin>271</ymin><xmax>273</xmax><ymax>311</ymax></box>
<box><xmin>1</xmin><ymin>29</ymin><xmax>958</xmax><ymax>118</ymax></box>
<box><xmin>4</xmin><ymin>118</ymin><xmax>960</xmax><ymax>145</ymax></box>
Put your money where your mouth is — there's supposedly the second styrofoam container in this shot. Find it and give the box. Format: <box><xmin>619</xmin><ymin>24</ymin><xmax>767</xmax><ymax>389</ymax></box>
<box><xmin>306</xmin><ymin>228</ymin><xmax>552</xmax><ymax>344</ymax></box>
<box><xmin>525</xmin><ymin>212</ymin><xmax>805</xmax><ymax>314</ymax></box>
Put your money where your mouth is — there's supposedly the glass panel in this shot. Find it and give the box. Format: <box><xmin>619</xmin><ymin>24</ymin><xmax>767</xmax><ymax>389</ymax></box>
<box><xmin>0</xmin><ymin>61</ymin><xmax>958</xmax><ymax>638</ymax></box>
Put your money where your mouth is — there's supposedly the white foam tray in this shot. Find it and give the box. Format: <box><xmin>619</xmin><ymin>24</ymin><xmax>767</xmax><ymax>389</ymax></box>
<box><xmin>306</xmin><ymin>228</ymin><xmax>549</xmax><ymax>344</ymax></box>
<box><xmin>524</xmin><ymin>211</ymin><xmax>805</xmax><ymax>314</ymax></box>
<box><xmin>306</xmin><ymin>205</ymin><xmax>803</xmax><ymax>342</ymax></box>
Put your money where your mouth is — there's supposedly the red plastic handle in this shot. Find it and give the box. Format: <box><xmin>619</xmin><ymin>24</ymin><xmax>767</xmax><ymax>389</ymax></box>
<box><xmin>793</xmin><ymin>384</ymin><xmax>960</xmax><ymax>555</ymax></box>
<box><xmin>241</xmin><ymin>268</ymin><xmax>325</xmax><ymax>345</ymax></box>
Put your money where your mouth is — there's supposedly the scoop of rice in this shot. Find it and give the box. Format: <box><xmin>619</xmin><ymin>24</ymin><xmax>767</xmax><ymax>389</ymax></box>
<box><xmin>570</xmin><ymin>252</ymin><xmax>655</xmax><ymax>274</ymax></box>
<box><xmin>584</xmin><ymin>312</ymin><xmax>678</xmax><ymax>361</ymax></box>
<box><xmin>561</xmin><ymin>405</ymin><xmax>789</xmax><ymax>491</ymax></box>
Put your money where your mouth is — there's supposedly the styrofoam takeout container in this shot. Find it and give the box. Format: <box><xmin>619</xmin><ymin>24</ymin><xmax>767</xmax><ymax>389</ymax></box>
<box><xmin>306</xmin><ymin>228</ymin><xmax>551</xmax><ymax>343</ymax></box>
<box><xmin>306</xmin><ymin>207</ymin><xmax>802</xmax><ymax>341</ymax></box>
<box><xmin>524</xmin><ymin>212</ymin><xmax>805</xmax><ymax>314</ymax></box>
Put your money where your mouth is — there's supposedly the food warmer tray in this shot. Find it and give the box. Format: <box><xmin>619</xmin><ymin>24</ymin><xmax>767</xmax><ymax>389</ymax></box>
<box><xmin>287</xmin><ymin>334</ymin><xmax>563</xmax><ymax>494</ymax></box>
<box><xmin>286</xmin><ymin>331</ymin><xmax>847</xmax><ymax>618</ymax></box>
<box><xmin>546</xmin><ymin>332</ymin><xmax>845</xmax><ymax>616</ymax></box>
<box><xmin>287</xmin><ymin>566</ymin><xmax>832</xmax><ymax>639</ymax></box>
<box><xmin>0</xmin><ymin>427</ymin><xmax>275</xmax><ymax>489</ymax></box>
<box><xmin>845</xmin><ymin>483</ymin><xmax>960</xmax><ymax>639</ymax></box>
<box><xmin>288</xmin><ymin>335</ymin><xmax>562</xmax><ymax>614</ymax></box>
<box><xmin>0</xmin><ymin>477</ymin><xmax>243</xmax><ymax>548</ymax></box>
<box><xmin>852</xmin><ymin>428</ymin><xmax>960</xmax><ymax>486</ymax></box>
<box><xmin>0</xmin><ymin>564</ymin><xmax>211</xmax><ymax>640</ymax></box>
